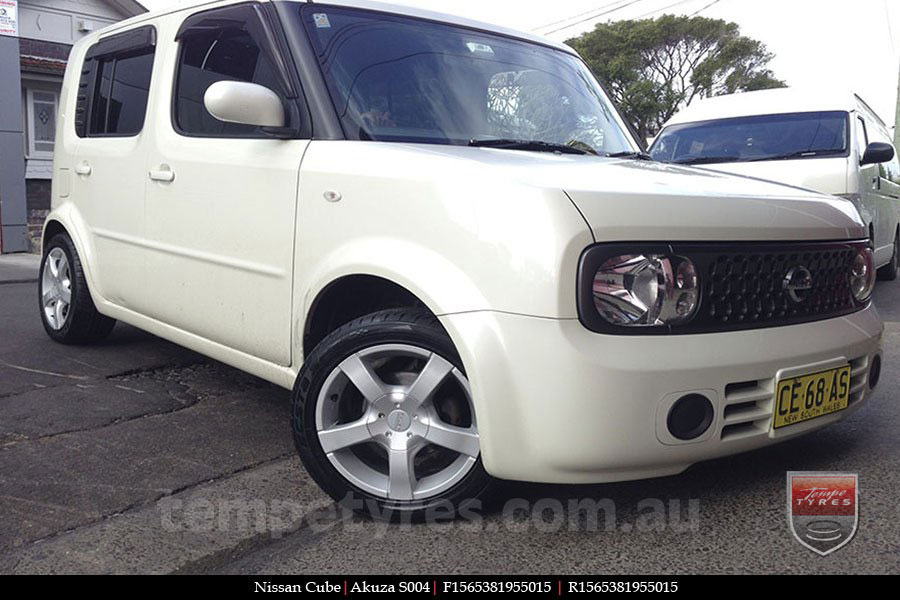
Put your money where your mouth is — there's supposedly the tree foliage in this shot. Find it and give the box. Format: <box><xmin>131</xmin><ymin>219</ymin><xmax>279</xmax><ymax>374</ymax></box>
<box><xmin>567</xmin><ymin>15</ymin><xmax>785</xmax><ymax>140</ymax></box>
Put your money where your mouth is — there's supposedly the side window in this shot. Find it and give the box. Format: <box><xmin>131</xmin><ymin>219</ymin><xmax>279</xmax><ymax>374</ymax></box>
<box><xmin>76</xmin><ymin>26</ymin><xmax>156</xmax><ymax>137</ymax></box>
<box><xmin>871</xmin><ymin>127</ymin><xmax>900</xmax><ymax>184</ymax></box>
<box><xmin>174</xmin><ymin>4</ymin><xmax>290</xmax><ymax>137</ymax></box>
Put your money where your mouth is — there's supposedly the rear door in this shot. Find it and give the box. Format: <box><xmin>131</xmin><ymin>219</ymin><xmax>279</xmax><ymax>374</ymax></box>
<box><xmin>142</xmin><ymin>4</ymin><xmax>309</xmax><ymax>365</ymax></box>
<box><xmin>68</xmin><ymin>25</ymin><xmax>157</xmax><ymax>311</ymax></box>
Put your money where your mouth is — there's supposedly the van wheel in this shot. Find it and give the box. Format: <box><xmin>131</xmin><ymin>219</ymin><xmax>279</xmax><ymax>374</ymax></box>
<box><xmin>39</xmin><ymin>233</ymin><xmax>116</xmax><ymax>344</ymax></box>
<box><xmin>877</xmin><ymin>231</ymin><xmax>899</xmax><ymax>281</ymax></box>
<box><xmin>292</xmin><ymin>308</ymin><xmax>494</xmax><ymax>521</ymax></box>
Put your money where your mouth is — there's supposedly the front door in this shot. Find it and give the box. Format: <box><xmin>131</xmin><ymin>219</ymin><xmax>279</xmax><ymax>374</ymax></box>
<box><xmin>142</xmin><ymin>5</ymin><xmax>308</xmax><ymax>366</ymax></box>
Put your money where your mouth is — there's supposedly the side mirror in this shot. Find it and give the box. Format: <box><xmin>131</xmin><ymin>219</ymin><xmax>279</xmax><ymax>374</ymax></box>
<box><xmin>860</xmin><ymin>142</ymin><xmax>894</xmax><ymax>166</ymax></box>
<box><xmin>203</xmin><ymin>80</ymin><xmax>285</xmax><ymax>128</ymax></box>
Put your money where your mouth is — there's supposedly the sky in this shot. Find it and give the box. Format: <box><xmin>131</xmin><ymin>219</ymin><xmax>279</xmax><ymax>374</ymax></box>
<box><xmin>140</xmin><ymin>0</ymin><xmax>900</xmax><ymax>129</ymax></box>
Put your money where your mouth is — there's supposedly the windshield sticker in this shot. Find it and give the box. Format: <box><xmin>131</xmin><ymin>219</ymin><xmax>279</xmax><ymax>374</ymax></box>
<box><xmin>466</xmin><ymin>42</ymin><xmax>494</xmax><ymax>54</ymax></box>
<box><xmin>313</xmin><ymin>13</ymin><xmax>331</xmax><ymax>28</ymax></box>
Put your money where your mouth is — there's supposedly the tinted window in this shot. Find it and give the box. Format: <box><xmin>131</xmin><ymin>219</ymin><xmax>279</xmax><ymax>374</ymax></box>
<box><xmin>174</xmin><ymin>13</ymin><xmax>285</xmax><ymax>137</ymax></box>
<box><xmin>650</xmin><ymin>111</ymin><xmax>849</xmax><ymax>165</ymax></box>
<box><xmin>105</xmin><ymin>52</ymin><xmax>155</xmax><ymax>135</ymax></box>
<box><xmin>75</xmin><ymin>27</ymin><xmax>156</xmax><ymax>137</ymax></box>
<box><xmin>77</xmin><ymin>27</ymin><xmax>155</xmax><ymax>137</ymax></box>
<box><xmin>870</xmin><ymin>125</ymin><xmax>900</xmax><ymax>184</ymax></box>
<box><xmin>298</xmin><ymin>6</ymin><xmax>634</xmax><ymax>154</ymax></box>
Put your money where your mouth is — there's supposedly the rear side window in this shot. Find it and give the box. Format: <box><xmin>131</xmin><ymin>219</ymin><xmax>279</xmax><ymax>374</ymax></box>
<box><xmin>173</xmin><ymin>3</ymin><xmax>291</xmax><ymax>137</ymax></box>
<box><xmin>75</xmin><ymin>26</ymin><xmax>156</xmax><ymax>137</ymax></box>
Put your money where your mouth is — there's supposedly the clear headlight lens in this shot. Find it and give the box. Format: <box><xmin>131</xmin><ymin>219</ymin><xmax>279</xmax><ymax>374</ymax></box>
<box><xmin>849</xmin><ymin>246</ymin><xmax>875</xmax><ymax>303</ymax></box>
<box><xmin>592</xmin><ymin>254</ymin><xmax>700</xmax><ymax>326</ymax></box>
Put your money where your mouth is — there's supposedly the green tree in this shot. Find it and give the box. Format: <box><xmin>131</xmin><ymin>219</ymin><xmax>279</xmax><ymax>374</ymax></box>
<box><xmin>568</xmin><ymin>15</ymin><xmax>785</xmax><ymax>141</ymax></box>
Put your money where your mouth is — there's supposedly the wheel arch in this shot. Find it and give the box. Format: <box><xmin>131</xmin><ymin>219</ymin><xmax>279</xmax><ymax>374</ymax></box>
<box><xmin>302</xmin><ymin>274</ymin><xmax>437</xmax><ymax>358</ymax></box>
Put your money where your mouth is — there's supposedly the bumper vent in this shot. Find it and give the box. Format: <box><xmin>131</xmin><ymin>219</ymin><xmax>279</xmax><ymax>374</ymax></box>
<box><xmin>719</xmin><ymin>355</ymin><xmax>870</xmax><ymax>442</ymax></box>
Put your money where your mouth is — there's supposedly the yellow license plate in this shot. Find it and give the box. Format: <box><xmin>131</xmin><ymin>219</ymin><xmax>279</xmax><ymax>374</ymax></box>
<box><xmin>773</xmin><ymin>365</ymin><xmax>851</xmax><ymax>429</ymax></box>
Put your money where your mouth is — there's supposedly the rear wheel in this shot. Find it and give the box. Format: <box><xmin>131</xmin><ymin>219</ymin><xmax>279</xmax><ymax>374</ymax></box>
<box><xmin>877</xmin><ymin>230</ymin><xmax>899</xmax><ymax>281</ymax></box>
<box><xmin>292</xmin><ymin>308</ymin><xmax>494</xmax><ymax>521</ymax></box>
<box><xmin>39</xmin><ymin>233</ymin><xmax>116</xmax><ymax>344</ymax></box>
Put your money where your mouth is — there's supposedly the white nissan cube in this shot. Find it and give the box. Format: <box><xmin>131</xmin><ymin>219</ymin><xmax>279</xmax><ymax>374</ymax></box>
<box><xmin>41</xmin><ymin>0</ymin><xmax>883</xmax><ymax>520</ymax></box>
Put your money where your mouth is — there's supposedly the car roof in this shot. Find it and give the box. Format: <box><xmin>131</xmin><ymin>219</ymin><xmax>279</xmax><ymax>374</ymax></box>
<box><xmin>663</xmin><ymin>87</ymin><xmax>887</xmax><ymax>129</ymax></box>
<box><xmin>94</xmin><ymin>0</ymin><xmax>577</xmax><ymax>56</ymax></box>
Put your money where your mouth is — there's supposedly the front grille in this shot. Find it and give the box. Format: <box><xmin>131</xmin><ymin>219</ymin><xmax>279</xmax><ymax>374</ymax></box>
<box><xmin>704</xmin><ymin>247</ymin><xmax>856</xmax><ymax>326</ymax></box>
<box><xmin>674</xmin><ymin>241</ymin><xmax>868</xmax><ymax>334</ymax></box>
<box><xmin>577</xmin><ymin>240</ymin><xmax>869</xmax><ymax>335</ymax></box>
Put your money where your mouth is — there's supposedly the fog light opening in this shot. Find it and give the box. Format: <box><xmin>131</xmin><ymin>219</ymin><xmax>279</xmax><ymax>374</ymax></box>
<box><xmin>667</xmin><ymin>394</ymin><xmax>714</xmax><ymax>441</ymax></box>
<box><xmin>868</xmin><ymin>354</ymin><xmax>881</xmax><ymax>390</ymax></box>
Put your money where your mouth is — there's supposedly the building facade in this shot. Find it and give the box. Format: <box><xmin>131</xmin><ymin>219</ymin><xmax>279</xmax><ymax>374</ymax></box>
<box><xmin>0</xmin><ymin>0</ymin><xmax>145</xmax><ymax>253</ymax></box>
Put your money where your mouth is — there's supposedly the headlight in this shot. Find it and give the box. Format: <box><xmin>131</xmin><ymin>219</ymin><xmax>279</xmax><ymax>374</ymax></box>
<box><xmin>591</xmin><ymin>253</ymin><xmax>700</xmax><ymax>327</ymax></box>
<box><xmin>849</xmin><ymin>246</ymin><xmax>875</xmax><ymax>303</ymax></box>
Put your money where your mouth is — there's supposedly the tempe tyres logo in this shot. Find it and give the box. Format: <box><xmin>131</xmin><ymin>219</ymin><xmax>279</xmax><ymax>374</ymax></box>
<box><xmin>787</xmin><ymin>472</ymin><xmax>858</xmax><ymax>555</ymax></box>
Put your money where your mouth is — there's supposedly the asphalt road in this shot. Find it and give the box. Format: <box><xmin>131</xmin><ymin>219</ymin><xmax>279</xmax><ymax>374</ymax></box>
<box><xmin>0</xmin><ymin>255</ymin><xmax>898</xmax><ymax>574</ymax></box>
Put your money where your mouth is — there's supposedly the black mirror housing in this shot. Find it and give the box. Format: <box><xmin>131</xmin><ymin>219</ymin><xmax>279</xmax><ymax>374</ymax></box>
<box><xmin>861</xmin><ymin>142</ymin><xmax>895</xmax><ymax>166</ymax></box>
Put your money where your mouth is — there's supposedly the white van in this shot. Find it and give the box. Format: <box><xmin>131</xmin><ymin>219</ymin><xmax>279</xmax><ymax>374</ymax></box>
<box><xmin>650</xmin><ymin>88</ymin><xmax>900</xmax><ymax>280</ymax></box>
<box><xmin>41</xmin><ymin>0</ymin><xmax>883</xmax><ymax>520</ymax></box>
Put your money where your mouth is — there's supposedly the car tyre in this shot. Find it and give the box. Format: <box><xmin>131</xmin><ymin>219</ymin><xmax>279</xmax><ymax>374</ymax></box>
<box><xmin>39</xmin><ymin>233</ymin><xmax>116</xmax><ymax>344</ymax></box>
<box><xmin>292</xmin><ymin>308</ymin><xmax>495</xmax><ymax>521</ymax></box>
<box><xmin>877</xmin><ymin>231</ymin><xmax>899</xmax><ymax>281</ymax></box>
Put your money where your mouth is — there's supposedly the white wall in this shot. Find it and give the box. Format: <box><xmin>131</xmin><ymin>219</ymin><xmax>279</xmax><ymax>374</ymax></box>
<box><xmin>17</xmin><ymin>0</ymin><xmax>130</xmax><ymax>44</ymax></box>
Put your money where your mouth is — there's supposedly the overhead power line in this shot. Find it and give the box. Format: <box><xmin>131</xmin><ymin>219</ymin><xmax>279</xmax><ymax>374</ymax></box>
<box><xmin>540</xmin><ymin>0</ymin><xmax>650</xmax><ymax>35</ymax></box>
<box><xmin>632</xmin><ymin>0</ymin><xmax>702</xmax><ymax>20</ymax></box>
<box><xmin>532</xmin><ymin>0</ymin><xmax>634</xmax><ymax>32</ymax></box>
<box><xmin>688</xmin><ymin>0</ymin><xmax>723</xmax><ymax>17</ymax></box>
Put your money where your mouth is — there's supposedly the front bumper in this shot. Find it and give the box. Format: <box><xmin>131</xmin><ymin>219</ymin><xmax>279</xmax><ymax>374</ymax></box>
<box><xmin>440</xmin><ymin>304</ymin><xmax>883</xmax><ymax>484</ymax></box>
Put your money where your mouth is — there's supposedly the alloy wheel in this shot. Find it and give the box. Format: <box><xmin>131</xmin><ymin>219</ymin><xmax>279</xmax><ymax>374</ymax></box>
<box><xmin>41</xmin><ymin>248</ymin><xmax>72</xmax><ymax>330</ymax></box>
<box><xmin>315</xmin><ymin>344</ymin><xmax>479</xmax><ymax>501</ymax></box>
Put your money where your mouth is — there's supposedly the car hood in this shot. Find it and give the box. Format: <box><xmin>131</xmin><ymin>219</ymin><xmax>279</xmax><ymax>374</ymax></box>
<box><xmin>395</xmin><ymin>144</ymin><xmax>865</xmax><ymax>241</ymax></box>
<box><xmin>674</xmin><ymin>157</ymin><xmax>851</xmax><ymax>202</ymax></box>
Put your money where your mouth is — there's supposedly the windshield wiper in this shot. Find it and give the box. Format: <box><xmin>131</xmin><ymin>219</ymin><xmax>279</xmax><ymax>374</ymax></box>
<box><xmin>605</xmin><ymin>151</ymin><xmax>653</xmax><ymax>161</ymax></box>
<box><xmin>744</xmin><ymin>149</ymin><xmax>846</xmax><ymax>162</ymax></box>
<box><xmin>468</xmin><ymin>139</ymin><xmax>590</xmax><ymax>155</ymax></box>
<box><xmin>670</xmin><ymin>155</ymin><xmax>740</xmax><ymax>165</ymax></box>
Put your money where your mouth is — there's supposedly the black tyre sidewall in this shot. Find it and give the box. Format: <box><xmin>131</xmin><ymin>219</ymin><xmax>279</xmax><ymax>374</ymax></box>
<box><xmin>292</xmin><ymin>310</ymin><xmax>493</xmax><ymax>522</ymax></box>
<box><xmin>878</xmin><ymin>232</ymin><xmax>899</xmax><ymax>281</ymax></box>
<box><xmin>38</xmin><ymin>233</ymin><xmax>114</xmax><ymax>343</ymax></box>
<box><xmin>39</xmin><ymin>234</ymin><xmax>80</xmax><ymax>342</ymax></box>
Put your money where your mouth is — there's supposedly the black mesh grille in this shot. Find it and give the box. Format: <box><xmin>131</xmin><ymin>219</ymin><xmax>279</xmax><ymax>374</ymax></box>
<box><xmin>674</xmin><ymin>241</ymin><xmax>869</xmax><ymax>333</ymax></box>
<box><xmin>703</xmin><ymin>248</ymin><xmax>857</xmax><ymax>326</ymax></box>
<box><xmin>577</xmin><ymin>240</ymin><xmax>870</xmax><ymax>335</ymax></box>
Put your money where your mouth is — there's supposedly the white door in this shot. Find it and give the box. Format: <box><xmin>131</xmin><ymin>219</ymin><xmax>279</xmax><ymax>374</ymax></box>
<box><xmin>66</xmin><ymin>26</ymin><xmax>157</xmax><ymax>310</ymax></box>
<box><xmin>141</xmin><ymin>6</ymin><xmax>307</xmax><ymax>366</ymax></box>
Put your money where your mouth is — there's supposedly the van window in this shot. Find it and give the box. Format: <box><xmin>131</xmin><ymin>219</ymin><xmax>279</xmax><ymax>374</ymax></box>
<box><xmin>870</xmin><ymin>126</ymin><xmax>900</xmax><ymax>184</ymax></box>
<box><xmin>76</xmin><ymin>26</ymin><xmax>156</xmax><ymax>137</ymax></box>
<box><xmin>174</xmin><ymin>5</ymin><xmax>288</xmax><ymax>137</ymax></box>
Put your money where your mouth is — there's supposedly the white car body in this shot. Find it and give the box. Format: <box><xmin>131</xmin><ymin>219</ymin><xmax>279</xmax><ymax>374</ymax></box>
<box><xmin>44</xmin><ymin>0</ymin><xmax>882</xmax><ymax>491</ymax></box>
<box><xmin>651</xmin><ymin>88</ymin><xmax>900</xmax><ymax>269</ymax></box>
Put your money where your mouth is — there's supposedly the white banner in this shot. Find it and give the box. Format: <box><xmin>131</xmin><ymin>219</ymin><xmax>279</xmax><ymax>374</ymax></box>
<box><xmin>0</xmin><ymin>0</ymin><xmax>18</xmax><ymax>37</ymax></box>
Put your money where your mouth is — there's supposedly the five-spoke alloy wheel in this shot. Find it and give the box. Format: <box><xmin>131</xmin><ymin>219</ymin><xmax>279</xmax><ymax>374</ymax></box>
<box><xmin>41</xmin><ymin>247</ymin><xmax>72</xmax><ymax>330</ymax></box>
<box><xmin>39</xmin><ymin>233</ymin><xmax>116</xmax><ymax>344</ymax></box>
<box><xmin>292</xmin><ymin>309</ymin><xmax>494</xmax><ymax>521</ymax></box>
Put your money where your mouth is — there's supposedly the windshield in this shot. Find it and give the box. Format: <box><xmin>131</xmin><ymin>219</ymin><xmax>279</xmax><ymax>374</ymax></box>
<box><xmin>297</xmin><ymin>5</ymin><xmax>635</xmax><ymax>154</ymax></box>
<box><xmin>649</xmin><ymin>111</ymin><xmax>850</xmax><ymax>165</ymax></box>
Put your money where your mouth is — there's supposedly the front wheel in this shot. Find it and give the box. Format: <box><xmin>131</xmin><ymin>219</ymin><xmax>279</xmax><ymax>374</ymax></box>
<box><xmin>292</xmin><ymin>309</ymin><xmax>495</xmax><ymax>521</ymax></box>
<box><xmin>39</xmin><ymin>233</ymin><xmax>116</xmax><ymax>344</ymax></box>
<box><xmin>877</xmin><ymin>231</ymin><xmax>899</xmax><ymax>281</ymax></box>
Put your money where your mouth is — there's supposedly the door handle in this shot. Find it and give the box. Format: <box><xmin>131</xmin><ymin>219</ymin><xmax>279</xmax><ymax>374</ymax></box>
<box><xmin>74</xmin><ymin>162</ymin><xmax>92</xmax><ymax>176</ymax></box>
<box><xmin>149</xmin><ymin>164</ymin><xmax>175</xmax><ymax>183</ymax></box>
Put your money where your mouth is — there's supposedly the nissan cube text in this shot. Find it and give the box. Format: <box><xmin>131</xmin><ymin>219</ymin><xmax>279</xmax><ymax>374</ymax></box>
<box><xmin>42</xmin><ymin>0</ymin><xmax>883</xmax><ymax>520</ymax></box>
